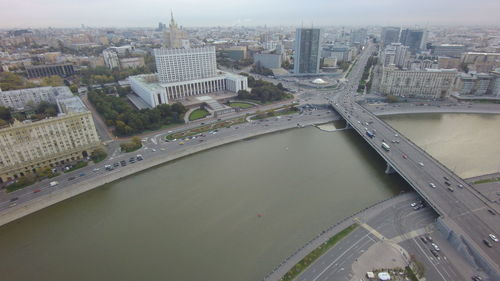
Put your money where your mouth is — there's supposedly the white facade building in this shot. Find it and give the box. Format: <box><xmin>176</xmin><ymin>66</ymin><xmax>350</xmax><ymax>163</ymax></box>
<box><xmin>154</xmin><ymin>46</ymin><xmax>217</xmax><ymax>83</ymax></box>
<box><xmin>380</xmin><ymin>66</ymin><xmax>457</xmax><ymax>98</ymax></box>
<box><xmin>102</xmin><ymin>49</ymin><xmax>120</xmax><ymax>69</ymax></box>
<box><xmin>0</xmin><ymin>86</ymin><xmax>75</xmax><ymax>111</ymax></box>
<box><xmin>130</xmin><ymin>72</ymin><xmax>248</xmax><ymax>108</ymax></box>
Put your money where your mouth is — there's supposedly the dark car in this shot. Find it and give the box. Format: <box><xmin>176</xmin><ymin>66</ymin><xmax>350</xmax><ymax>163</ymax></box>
<box><xmin>430</xmin><ymin>249</ymin><xmax>439</xmax><ymax>258</ymax></box>
<box><xmin>444</xmin><ymin>181</ymin><xmax>451</xmax><ymax>186</ymax></box>
<box><xmin>10</xmin><ymin>197</ymin><xmax>18</xmax><ymax>202</ymax></box>
<box><xmin>471</xmin><ymin>275</ymin><xmax>483</xmax><ymax>281</ymax></box>
<box><xmin>68</xmin><ymin>176</ymin><xmax>75</xmax><ymax>181</ymax></box>
<box><xmin>483</xmin><ymin>239</ymin><xmax>493</xmax><ymax>248</ymax></box>
<box><xmin>79</xmin><ymin>173</ymin><xmax>85</xmax><ymax>177</ymax></box>
<box><xmin>113</xmin><ymin>163</ymin><xmax>120</xmax><ymax>167</ymax></box>
<box><xmin>420</xmin><ymin>237</ymin><xmax>427</xmax><ymax>244</ymax></box>
<box><xmin>443</xmin><ymin>176</ymin><xmax>450</xmax><ymax>181</ymax></box>
<box><xmin>120</xmin><ymin>161</ymin><xmax>126</xmax><ymax>167</ymax></box>
<box><xmin>487</xmin><ymin>209</ymin><xmax>496</xmax><ymax>215</ymax></box>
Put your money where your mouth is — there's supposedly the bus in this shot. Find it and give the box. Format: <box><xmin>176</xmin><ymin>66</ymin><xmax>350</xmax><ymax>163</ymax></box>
<box><xmin>381</xmin><ymin>142</ymin><xmax>390</xmax><ymax>151</ymax></box>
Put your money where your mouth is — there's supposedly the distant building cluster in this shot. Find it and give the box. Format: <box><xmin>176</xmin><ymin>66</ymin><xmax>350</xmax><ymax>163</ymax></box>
<box><xmin>0</xmin><ymin>86</ymin><xmax>101</xmax><ymax>183</ymax></box>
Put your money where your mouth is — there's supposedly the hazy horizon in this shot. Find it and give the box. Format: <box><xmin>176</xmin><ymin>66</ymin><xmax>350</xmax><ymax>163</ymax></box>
<box><xmin>1</xmin><ymin>0</ymin><xmax>499</xmax><ymax>29</ymax></box>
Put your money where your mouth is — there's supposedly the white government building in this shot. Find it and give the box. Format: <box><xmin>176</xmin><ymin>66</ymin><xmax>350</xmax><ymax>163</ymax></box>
<box><xmin>130</xmin><ymin>46</ymin><xmax>248</xmax><ymax>108</ymax></box>
<box><xmin>380</xmin><ymin>66</ymin><xmax>457</xmax><ymax>99</ymax></box>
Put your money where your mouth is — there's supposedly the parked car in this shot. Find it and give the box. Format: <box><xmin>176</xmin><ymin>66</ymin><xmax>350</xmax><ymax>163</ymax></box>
<box><xmin>420</xmin><ymin>236</ymin><xmax>428</xmax><ymax>244</ymax></box>
<box><xmin>430</xmin><ymin>249</ymin><xmax>439</xmax><ymax>258</ymax></box>
<box><xmin>431</xmin><ymin>243</ymin><xmax>440</xmax><ymax>251</ymax></box>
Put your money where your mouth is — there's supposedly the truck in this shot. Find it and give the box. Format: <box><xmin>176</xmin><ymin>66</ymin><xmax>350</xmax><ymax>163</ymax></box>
<box><xmin>49</xmin><ymin>181</ymin><xmax>59</xmax><ymax>187</ymax></box>
<box><xmin>366</xmin><ymin>131</ymin><xmax>375</xmax><ymax>138</ymax></box>
<box><xmin>381</xmin><ymin>142</ymin><xmax>390</xmax><ymax>151</ymax></box>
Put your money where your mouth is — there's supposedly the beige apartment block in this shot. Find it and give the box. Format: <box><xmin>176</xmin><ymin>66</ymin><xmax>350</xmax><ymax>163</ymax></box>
<box><xmin>0</xmin><ymin>111</ymin><xmax>101</xmax><ymax>182</ymax></box>
<box><xmin>380</xmin><ymin>66</ymin><xmax>457</xmax><ymax>99</ymax></box>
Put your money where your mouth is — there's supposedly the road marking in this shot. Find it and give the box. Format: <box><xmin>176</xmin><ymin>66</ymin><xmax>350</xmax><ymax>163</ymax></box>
<box><xmin>390</xmin><ymin>227</ymin><xmax>428</xmax><ymax>243</ymax></box>
<box><xmin>353</xmin><ymin>218</ymin><xmax>386</xmax><ymax>240</ymax></box>
<box><xmin>310</xmin><ymin>233</ymin><xmax>371</xmax><ymax>281</ymax></box>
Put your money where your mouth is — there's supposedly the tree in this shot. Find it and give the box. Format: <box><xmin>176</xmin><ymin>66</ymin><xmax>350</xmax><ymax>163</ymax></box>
<box><xmin>41</xmin><ymin>75</ymin><xmax>64</xmax><ymax>87</ymax></box>
<box><xmin>91</xmin><ymin>147</ymin><xmax>108</xmax><ymax>163</ymax></box>
<box><xmin>0</xmin><ymin>106</ymin><xmax>12</xmax><ymax>121</ymax></box>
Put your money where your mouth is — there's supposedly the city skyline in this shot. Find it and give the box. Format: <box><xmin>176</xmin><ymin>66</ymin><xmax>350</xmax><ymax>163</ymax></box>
<box><xmin>1</xmin><ymin>0</ymin><xmax>500</xmax><ymax>28</ymax></box>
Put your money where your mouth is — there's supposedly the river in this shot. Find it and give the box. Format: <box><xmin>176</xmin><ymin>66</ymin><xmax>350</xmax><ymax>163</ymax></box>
<box><xmin>0</xmin><ymin>113</ymin><xmax>498</xmax><ymax>281</ymax></box>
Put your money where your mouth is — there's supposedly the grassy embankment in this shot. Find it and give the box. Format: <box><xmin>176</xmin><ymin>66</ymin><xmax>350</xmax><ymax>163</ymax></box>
<box><xmin>279</xmin><ymin>224</ymin><xmax>358</xmax><ymax>281</ymax></box>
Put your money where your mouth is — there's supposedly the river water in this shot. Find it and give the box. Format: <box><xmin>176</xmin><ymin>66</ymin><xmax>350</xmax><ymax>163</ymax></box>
<box><xmin>0</xmin><ymin>113</ymin><xmax>498</xmax><ymax>281</ymax></box>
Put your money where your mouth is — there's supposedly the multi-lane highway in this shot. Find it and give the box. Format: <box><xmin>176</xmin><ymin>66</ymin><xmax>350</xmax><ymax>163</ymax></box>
<box><xmin>330</xmin><ymin>43</ymin><xmax>500</xmax><ymax>278</ymax></box>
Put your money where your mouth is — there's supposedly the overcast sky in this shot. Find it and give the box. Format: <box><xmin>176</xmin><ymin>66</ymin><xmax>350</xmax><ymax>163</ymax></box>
<box><xmin>1</xmin><ymin>0</ymin><xmax>499</xmax><ymax>28</ymax></box>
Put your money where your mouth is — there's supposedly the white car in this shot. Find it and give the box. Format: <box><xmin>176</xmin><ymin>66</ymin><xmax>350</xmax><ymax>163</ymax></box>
<box><xmin>418</xmin><ymin>162</ymin><xmax>424</xmax><ymax>167</ymax></box>
<box><xmin>431</xmin><ymin>243</ymin><xmax>440</xmax><ymax>251</ymax></box>
<box><xmin>489</xmin><ymin>234</ymin><xmax>498</xmax><ymax>242</ymax></box>
<box><xmin>429</xmin><ymin>183</ymin><xmax>436</xmax><ymax>188</ymax></box>
<box><xmin>410</xmin><ymin>202</ymin><xmax>417</xmax><ymax>207</ymax></box>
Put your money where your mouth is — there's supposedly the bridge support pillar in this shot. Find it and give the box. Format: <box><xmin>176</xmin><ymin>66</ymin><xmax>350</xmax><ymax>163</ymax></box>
<box><xmin>385</xmin><ymin>162</ymin><xmax>396</xmax><ymax>174</ymax></box>
<box><xmin>344</xmin><ymin>122</ymin><xmax>352</xmax><ymax>129</ymax></box>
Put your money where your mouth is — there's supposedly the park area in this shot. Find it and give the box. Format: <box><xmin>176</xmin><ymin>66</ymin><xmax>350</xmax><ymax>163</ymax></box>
<box><xmin>189</xmin><ymin>108</ymin><xmax>210</xmax><ymax>121</ymax></box>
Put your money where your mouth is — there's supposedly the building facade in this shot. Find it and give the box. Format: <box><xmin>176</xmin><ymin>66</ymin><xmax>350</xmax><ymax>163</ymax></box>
<box><xmin>382</xmin><ymin>43</ymin><xmax>409</xmax><ymax>68</ymax></box>
<box><xmin>0</xmin><ymin>86</ymin><xmax>74</xmax><ymax>111</ymax></box>
<box><xmin>431</xmin><ymin>44</ymin><xmax>466</xmax><ymax>58</ymax></box>
<box><xmin>350</xmin><ymin>28</ymin><xmax>367</xmax><ymax>45</ymax></box>
<box><xmin>294</xmin><ymin>28</ymin><xmax>321</xmax><ymax>74</ymax></box>
<box><xmin>460</xmin><ymin>52</ymin><xmax>500</xmax><ymax>73</ymax></box>
<box><xmin>380</xmin><ymin>66</ymin><xmax>457</xmax><ymax>98</ymax></box>
<box><xmin>456</xmin><ymin>73</ymin><xmax>493</xmax><ymax>95</ymax></box>
<box><xmin>490</xmin><ymin>69</ymin><xmax>500</xmax><ymax>97</ymax></box>
<box><xmin>119</xmin><ymin>57</ymin><xmax>145</xmax><ymax>69</ymax></box>
<box><xmin>400</xmin><ymin>28</ymin><xmax>427</xmax><ymax>53</ymax></box>
<box><xmin>381</xmin><ymin>27</ymin><xmax>400</xmax><ymax>47</ymax></box>
<box><xmin>163</xmin><ymin>12</ymin><xmax>189</xmax><ymax>49</ymax></box>
<box><xmin>25</xmin><ymin>64</ymin><xmax>75</xmax><ymax>79</ymax></box>
<box><xmin>103</xmin><ymin>49</ymin><xmax>120</xmax><ymax>69</ymax></box>
<box><xmin>0</xmin><ymin>112</ymin><xmax>100</xmax><ymax>182</ymax></box>
<box><xmin>0</xmin><ymin>86</ymin><xmax>101</xmax><ymax>182</ymax></box>
<box><xmin>254</xmin><ymin>53</ymin><xmax>282</xmax><ymax>69</ymax></box>
<box><xmin>154</xmin><ymin>46</ymin><xmax>217</xmax><ymax>83</ymax></box>
<box><xmin>130</xmin><ymin>72</ymin><xmax>247</xmax><ymax>107</ymax></box>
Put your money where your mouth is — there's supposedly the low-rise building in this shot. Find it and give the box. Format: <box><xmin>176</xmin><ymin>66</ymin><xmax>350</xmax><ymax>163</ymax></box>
<box><xmin>129</xmin><ymin>72</ymin><xmax>248</xmax><ymax>107</ymax></box>
<box><xmin>380</xmin><ymin>66</ymin><xmax>457</xmax><ymax>98</ymax></box>
<box><xmin>431</xmin><ymin>44</ymin><xmax>466</xmax><ymax>58</ymax></box>
<box><xmin>25</xmin><ymin>64</ymin><xmax>75</xmax><ymax>78</ymax></box>
<box><xmin>119</xmin><ymin>57</ymin><xmax>145</xmax><ymax>69</ymax></box>
<box><xmin>254</xmin><ymin>53</ymin><xmax>282</xmax><ymax>69</ymax></box>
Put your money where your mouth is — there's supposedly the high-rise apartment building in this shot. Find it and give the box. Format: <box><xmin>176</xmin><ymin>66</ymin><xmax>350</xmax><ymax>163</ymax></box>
<box><xmin>400</xmin><ymin>28</ymin><xmax>427</xmax><ymax>53</ymax></box>
<box><xmin>350</xmin><ymin>28</ymin><xmax>367</xmax><ymax>45</ymax></box>
<box><xmin>163</xmin><ymin>12</ymin><xmax>189</xmax><ymax>49</ymax></box>
<box><xmin>0</xmin><ymin>87</ymin><xmax>101</xmax><ymax>182</ymax></box>
<box><xmin>154</xmin><ymin>46</ymin><xmax>217</xmax><ymax>83</ymax></box>
<box><xmin>294</xmin><ymin>28</ymin><xmax>321</xmax><ymax>75</ymax></box>
<box><xmin>380</xmin><ymin>66</ymin><xmax>457</xmax><ymax>98</ymax></box>
<box><xmin>381</xmin><ymin>27</ymin><xmax>400</xmax><ymax>47</ymax></box>
<box><xmin>382</xmin><ymin>43</ymin><xmax>409</xmax><ymax>68</ymax></box>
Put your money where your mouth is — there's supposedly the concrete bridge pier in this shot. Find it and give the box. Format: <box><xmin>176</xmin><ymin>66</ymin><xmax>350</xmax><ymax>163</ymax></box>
<box><xmin>385</xmin><ymin>162</ymin><xmax>396</xmax><ymax>174</ymax></box>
